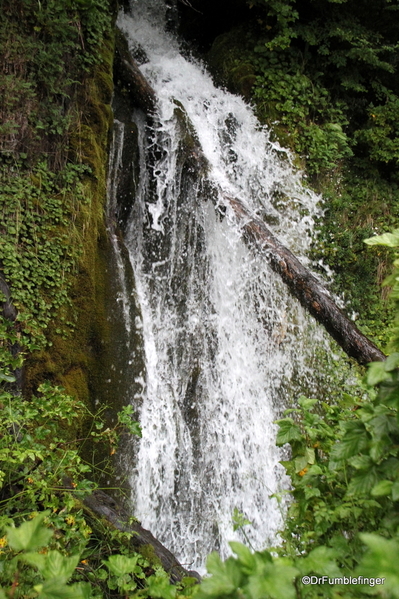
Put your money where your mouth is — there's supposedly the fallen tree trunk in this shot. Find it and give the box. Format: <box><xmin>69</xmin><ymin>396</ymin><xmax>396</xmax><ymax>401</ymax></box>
<box><xmin>222</xmin><ymin>194</ymin><xmax>385</xmax><ymax>364</ymax></box>
<box><xmin>82</xmin><ymin>488</ymin><xmax>201</xmax><ymax>583</ymax></box>
<box><xmin>116</xmin><ymin>42</ymin><xmax>385</xmax><ymax>364</ymax></box>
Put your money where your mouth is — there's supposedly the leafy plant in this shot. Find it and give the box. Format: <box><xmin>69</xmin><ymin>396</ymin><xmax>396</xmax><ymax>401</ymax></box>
<box><xmin>197</xmin><ymin>230</ymin><xmax>399</xmax><ymax>597</ymax></box>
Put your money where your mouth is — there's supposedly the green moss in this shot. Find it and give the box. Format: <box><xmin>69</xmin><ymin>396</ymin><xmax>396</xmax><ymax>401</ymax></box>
<box><xmin>23</xmin><ymin>32</ymin><xmax>115</xmax><ymax>407</ymax></box>
<box><xmin>139</xmin><ymin>544</ymin><xmax>162</xmax><ymax>568</ymax></box>
<box><xmin>207</xmin><ymin>26</ymin><xmax>257</xmax><ymax>100</ymax></box>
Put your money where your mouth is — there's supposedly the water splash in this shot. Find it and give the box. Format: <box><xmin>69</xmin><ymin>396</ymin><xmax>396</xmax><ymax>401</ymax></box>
<box><xmin>110</xmin><ymin>0</ymin><xmax>341</xmax><ymax>571</ymax></box>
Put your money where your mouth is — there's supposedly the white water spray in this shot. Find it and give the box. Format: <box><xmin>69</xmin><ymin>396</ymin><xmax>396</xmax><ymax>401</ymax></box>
<box><xmin>111</xmin><ymin>0</ymin><xmax>339</xmax><ymax>571</ymax></box>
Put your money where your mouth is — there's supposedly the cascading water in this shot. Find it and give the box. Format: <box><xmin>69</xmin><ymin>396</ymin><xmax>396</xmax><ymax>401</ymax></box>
<box><xmin>108</xmin><ymin>0</ymin><xmax>345</xmax><ymax>571</ymax></box>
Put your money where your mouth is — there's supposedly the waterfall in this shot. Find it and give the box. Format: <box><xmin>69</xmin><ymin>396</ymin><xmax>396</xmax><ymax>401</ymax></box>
<box><xmin>107</xmin><ymin>0</ymin><xmax>344</xmax><ymax>572</ymax></box>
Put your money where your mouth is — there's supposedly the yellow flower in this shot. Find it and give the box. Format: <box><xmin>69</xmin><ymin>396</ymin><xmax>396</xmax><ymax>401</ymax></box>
<box><xmin>0</xmin><ymin>537</ymin><xmax>7</xmax><ymax>548</ymax></box>
<box><xmin>65</xmin><ymin>515</ymin><xmax>75</xmax><ymax>525</ymax></box>
<box><xmin>298</xmin><ymin>467</ymin><xmax>308</xmax><ymax>477</ymax></box>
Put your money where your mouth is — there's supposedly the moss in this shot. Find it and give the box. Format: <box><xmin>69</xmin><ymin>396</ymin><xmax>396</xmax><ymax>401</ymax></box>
<box><xmin>139</xmin><ymin>544</ymin><xmax>162</xmax><ymax>568</ymax></box>
<box><xmin>207</xmin><ymin>26</ymin><xmax>257</xmax><ymax>100</ymax></box>
<box><xmin>24</xmin><ymin>30</ymin><xmax>115</xmax><ymax>408</ymax></box>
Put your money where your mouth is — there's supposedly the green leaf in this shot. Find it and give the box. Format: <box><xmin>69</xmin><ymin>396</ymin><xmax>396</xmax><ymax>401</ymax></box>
<box><xmin>0</xmin><ymin>372</ymin><xmax>16</xmax><ymax>383</ymax></box>
<box><xmin>364</xmin><ymin>229</ymin><xmax>399</xmax><ymax>248</ymax></box>
<box><xmin>297</xmin><ymin>546</ymin><xmax>340</xmax><ymax>577</ymax></box>
<box><xmin>391</xmin><ymin>481</ymin><xmax>399</xmax><ymax>501</ymax></box>
<box><xmin>358</xmin><ymin>534</ymin><xmax>399</xmax><ymax>598</ymax></box>
<box><xmin>6</xmin><ymin>511</ymin><xmax>53</xmax><ymax>551</ymax></box>
<box><xmin>298</xmin><ymin>396</ymin><xmax>318</xmax><ymax>410</ymax></box>
<box><xmin>384</xmin><ymin>352</ymin><xmax>399</xmax><ymax>372</ymax></box>
<box><xmin>330</xmin><ymin>421</ymin><xmax>368</xmax><ymax>461</ymax></box>
<box><xmin>367</xmin><ymin>361</ymin><xmax>389</xmax><ymax>386</ymax></box>
<box><xmin>305</xmin><ymin>447</ymin><xmax>315</xmax><ymax>465</ymax></box>
<box><xmin>35</xmin><ymin>580</ymin><xmax>92</xmax><ymax>599</ymax></box>
<box><xmin>146</xmin><ymin>570</ymin><xmax>176</xmax><ymax>599</ymax></box>
<box><xmin>103</xmin><ymin>554</ymin><xmax>140</xmax><ymax>577</ymax></box>
<box><xmin>276</xmin><ymin>418</ymin><xmax>302</xmax><ymax>445</ymax></box>
<box><xmin>294</xmin><ymin>455</ymin><xmax>308</xmax><ymax>473</ymax></box>
<box><xmin>232</xmin><ymin>508</ymin><xmax>251</xmax><ymax>531</ymax></box>
<box><xmin>201</xmin><ymin>554</ymin><xmax>242</xmax><ymax>596</ymax></box>
<box><xmin>43</xmin><ymin>552</ymin><xmax>80</xmax><ymax>582</ymax></box>
<box><xmin>247</xmin><ymin>563</ymin><xmax>298</xmax><ymax>599</ymax></box>
<box><xmin>371</xmin><ymin>480</ymin><xmax>393</xmax><ymax>497</ymax></box>
<box><xmin>347</xmin><ymin>467</ymin><xmax>380</xmax><ymax>495</ymax></box>
<box><xmin>229</xmin><ymin>541</ymin><xmax>256</xmax><ymax>572</ymax></box>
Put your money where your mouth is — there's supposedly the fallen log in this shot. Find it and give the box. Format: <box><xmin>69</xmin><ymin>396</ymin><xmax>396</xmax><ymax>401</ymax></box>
<box><xmin>115</xmin><ymin>41</ymin><xmax>385</xmax><ymax>364</ymax></box>
<box><xmin>114</xmin><ymin>27</ymin><xmax>157</xmax><ymax>114</ymax></box>
<box><xmin>82</xmin><ymin>488</ymin><xmax>201</xmax><ymax>583</ymax></box>
<box><xmin>171</xmin><ymin>102</ymin><xmax>386</xmax><ymax>364</ymax></box>
<box><xmin>222</xmin><ymin>194</ymin><xmax>385</xmax><ymax>364</ymax></box>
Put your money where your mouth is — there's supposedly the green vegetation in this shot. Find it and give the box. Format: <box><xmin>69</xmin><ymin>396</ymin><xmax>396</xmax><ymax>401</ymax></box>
<box><xmin>190</xmin><ymin>231</ymin><xmax>399</xmax><ymax>597</ymax></box>
<box><xmin>207</xmin><ymin>0</ymin><xmax>399</xmax><ymax>346</ymax></box>
<box><xmin>2</xmin><ymin>0</ymin><xmax>399</xmax><ymax>596</ymax></box>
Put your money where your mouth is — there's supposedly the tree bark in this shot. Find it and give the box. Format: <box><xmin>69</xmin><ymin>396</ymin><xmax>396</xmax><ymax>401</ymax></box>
<box><xmin>221</xmin><ymin>194</ymin><xmax>385</xmax><ymax>364</ymax></box>
<box><xmin>115</xmin><ymin>46</ymin><xmax>385</xmax><ymax>365</ymax></box>
<box><xmin>82</xmin><ymin>488</ymin><xmax>201</xmax><ymax>583</ymax></box>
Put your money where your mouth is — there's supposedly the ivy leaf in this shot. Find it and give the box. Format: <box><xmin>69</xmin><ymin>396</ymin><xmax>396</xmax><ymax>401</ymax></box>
<box><xmin>6</xmin><ymin>511</ymin><xmax>52</xmax><ymax>551</ymax></box>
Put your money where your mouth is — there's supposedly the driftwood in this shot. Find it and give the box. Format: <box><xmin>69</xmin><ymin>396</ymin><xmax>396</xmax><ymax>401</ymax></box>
<box><xmin>222</xmin><ymin>194</ymin><xmax>385</xmax><ymax>364</ymax></box>
<box><xmin>114</xmin><ymin>27</ymin><xmax>157</xmax><ymax>114</ymax></box>
<box><xmin>82</xmin><ymin>488</ymin><xmax>201</xmax><ymax>583</ymax></box>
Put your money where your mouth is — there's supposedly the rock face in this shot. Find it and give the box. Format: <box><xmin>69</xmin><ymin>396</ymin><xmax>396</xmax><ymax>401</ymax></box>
<box><xmin>114</xmin><ymin>27</ymin><xmax>156</xmax><ymax>115</ymax></box>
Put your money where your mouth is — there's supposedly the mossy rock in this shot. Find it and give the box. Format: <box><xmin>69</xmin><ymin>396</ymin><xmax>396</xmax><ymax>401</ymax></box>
<box><xmin>207</xmin><ymin>26</ymin><xmax>257</xmax><ymax>99</ymax></box>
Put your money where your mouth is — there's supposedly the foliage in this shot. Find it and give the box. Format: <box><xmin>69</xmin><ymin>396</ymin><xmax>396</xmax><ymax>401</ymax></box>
<box><xmin>195</xmin><ymin>231</ymin><xmax>399</xmax><ymax>597</ymax></box>
<box><xmin>0</xmin><ymin>511</ymin><xmax>198</xmax><ymax>599</ymax></box>
<box><xmin>0</xmin><ymin>0</ymin><xmax>112</xmax><ymax>157</ymax></box>
<box><xmin>0</xmin><ymin>336</ymin><xmax>151</xmax><ymax>598</ymax></box>
<box><xmin>206</xmin><ymin>0</ymin><xmax>399</xmax><ymax>341</ymax></box>
<box><xmin>0</xmin><ymin>161</ymin><xmax>92</xmax><ymax>347</ymax></box>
